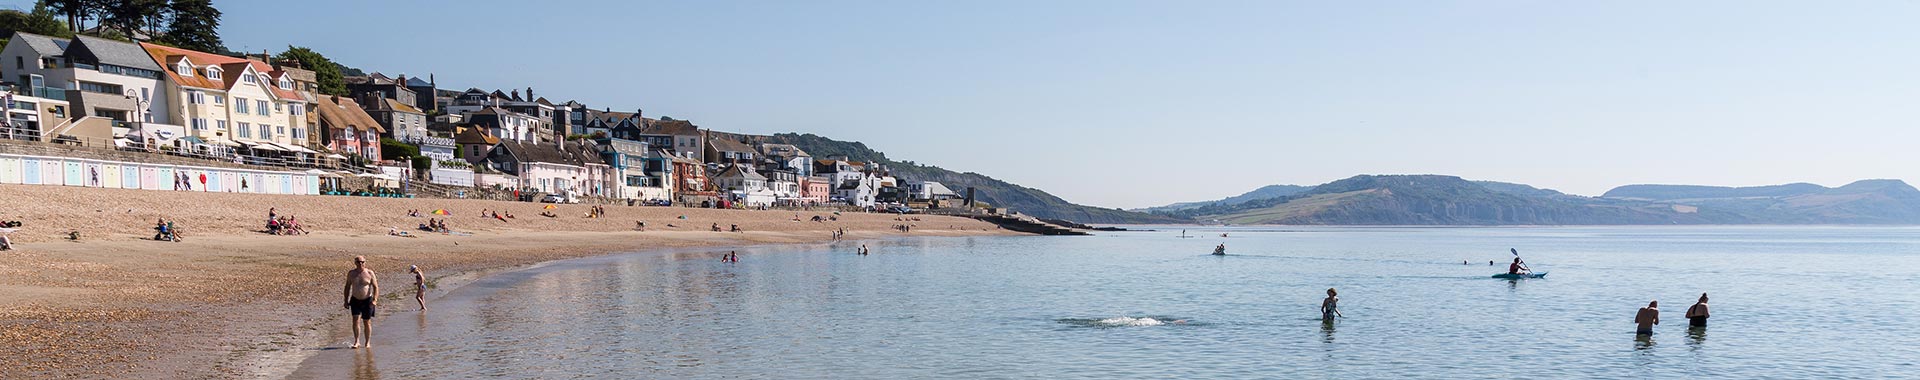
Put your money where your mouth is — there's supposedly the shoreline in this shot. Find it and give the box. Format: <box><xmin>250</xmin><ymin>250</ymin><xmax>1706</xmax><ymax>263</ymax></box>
<box><xmin>0</xmin><ymin>184</ymin><xmax>1017</xmax><ymax>379</ymax></box>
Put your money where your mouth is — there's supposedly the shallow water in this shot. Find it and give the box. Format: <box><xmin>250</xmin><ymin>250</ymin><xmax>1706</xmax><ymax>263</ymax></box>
<box><xmin>287</xmin><ymin>226</ymin><xmax>1920</xmax><ymax>379</ymax></box>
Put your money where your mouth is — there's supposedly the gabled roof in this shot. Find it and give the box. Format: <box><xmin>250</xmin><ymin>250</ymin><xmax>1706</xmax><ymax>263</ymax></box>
<box><xmin>758</xmin><ymin>143</ymin><xmax>809</xmax><ymax>159</ymax></box>
<box><xmin>404</xmin><ymin>76</ymin><xmax>432</xmax><ymax>87</ymax></box>
<box><xmin>454</xmin><ymin>125</ymin><xmax>500</xmax><ymax>145</ymax></box>
<box><xmin>254</xmin><ymin>62</ymin><xmax>304</xmax><ymax>101</ymax></box>
<box><xmin>312</xmin><ymin>95</ymin><xmax>385</xmax><ymax>133</ymax></box>
<box><xmin>708</xmin><ymin>138</ymin><xmax>754</xmax><ymax>153</ymax></box>
<box><xmin>142</xmin><ymin>42</ymin><xmax>253</xmax><ymax>91</ymax></box>
<box><xmin>641</xmin><ymin>119</ymin><xmax>700</xmax><ymax>136</ymax></box>
<box><xmin>534</xmin><ymin>97</ymin><xmax>554</xmax><ymax>106</ymax></box>
<box><xmin>717</xmin><ymin>165</ymin><xmax>766</xmax><ymax>181</ymax></box>
<box><xmin>8</xmin><ymin>32</ymin><xmax>68</xmax><ymax>56</ymax></box>
<box><xmin>73</xmin><ymin>35</ymin><xmax>162</xmax><ymax>71</ymax></box>
<box><xmin>495</xmin><ymin>140</ymin><xmax>605</xmax><ymax>166</ymax></box>
<box><xmin>384</xmin><ymin>98</ymin><xmax>424</xmax><ymax>114</ymax></box>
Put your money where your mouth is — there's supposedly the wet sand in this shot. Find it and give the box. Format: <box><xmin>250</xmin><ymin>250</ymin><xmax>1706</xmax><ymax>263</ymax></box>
<box><xmin>0</xmin><ymin>184</ymin><xmax>1013</xmax><ymax>378</ymax></box>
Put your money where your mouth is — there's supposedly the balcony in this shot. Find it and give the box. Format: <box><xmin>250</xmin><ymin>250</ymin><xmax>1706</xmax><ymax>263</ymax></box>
<box><xmin>10</xmin><ymin>86</ymin><xmax>68</xmax><ymax>100</ymax></box>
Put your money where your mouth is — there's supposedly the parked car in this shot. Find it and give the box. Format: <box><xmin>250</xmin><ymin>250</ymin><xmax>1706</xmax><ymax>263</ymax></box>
<box><xmin>886</xmin><ymin>205</ymin><xmax>918</xmax><ymax>214</ymax></box>
<box><xmin>540</xmin><ymin>194</ymin><xmax>577</xmax><ymax>204</ymax></box>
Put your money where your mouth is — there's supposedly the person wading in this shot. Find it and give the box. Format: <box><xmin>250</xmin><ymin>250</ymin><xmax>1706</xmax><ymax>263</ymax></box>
<box><xmin>1321</xmin><ymin>288</ymin><xmax>1344</xmax><ymax>320</ymax></box>
<box><xmin>1685</xmin><ymin>293</ymin><xmax>1710</xmax><ymax>327</ymax></box>
<box><xmin>1634</xmin><ymin>300</ymin><xmax>1660</xmax><ymax>335</ymax></box>
<box><xmin>411</xmin><ymin>265</ymin><xmax>427</xmax><ymax>311</ymax></box>
<box><xmin>344</xmin><ymin>256</ymin><xmax>380</xmax><ymax>348</ymax></box>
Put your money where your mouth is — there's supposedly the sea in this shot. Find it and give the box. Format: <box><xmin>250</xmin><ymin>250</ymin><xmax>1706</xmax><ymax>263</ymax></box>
<box><xmin>286</xmin><ymin>226</ymin><xmax>1920</xmax><ymax>379</ymax></box>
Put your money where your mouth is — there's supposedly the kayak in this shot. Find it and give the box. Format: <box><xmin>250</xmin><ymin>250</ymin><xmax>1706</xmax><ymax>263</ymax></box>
<box><xmin>1491</xmin><ymin>272</ymin><xmax>1547</xmax><ymax>279</ymax></box>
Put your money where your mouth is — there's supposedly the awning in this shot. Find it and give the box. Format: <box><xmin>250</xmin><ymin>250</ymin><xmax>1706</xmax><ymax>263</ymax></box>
<box><xmin>248</xmin><ymin>143</ymin><xmax>284</xmax><ymax>151</ymax></box>
<box><xmin>179</xmin><ymin>136</ymin><xmax>207</xmax><ymax>145</ymax></box>
<box><xmin>275</xmin><ymin>143</ymin><xmax>318</xmax><ymax>154</ymax></box>
<box><xmin>304</xmin><ymin>169</ymin><xmax>342</xmax><ymax>177</ymax></box>
<box><xmin>326</xmin><ymin>153</ymin><xmax>348</xmax><ymax>159</ymax></box>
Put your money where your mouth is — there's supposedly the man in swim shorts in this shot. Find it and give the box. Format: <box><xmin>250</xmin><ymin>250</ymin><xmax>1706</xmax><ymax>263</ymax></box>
<box><xmin>1634</xmin><ymin>300</ymin><xmax>1660</xmax><ymax>335</ymax></box>
<box><xmin>344</xmin><ymin>256</ymin><xmax>380</xmax><ymax>348</ymax></box>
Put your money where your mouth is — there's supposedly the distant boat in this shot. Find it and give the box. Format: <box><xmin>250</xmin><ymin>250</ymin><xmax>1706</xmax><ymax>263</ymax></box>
<box><xmin>1212</xmin><ymin>245</ymin><xmax>1227</xmax><ymax>255</ymax></box>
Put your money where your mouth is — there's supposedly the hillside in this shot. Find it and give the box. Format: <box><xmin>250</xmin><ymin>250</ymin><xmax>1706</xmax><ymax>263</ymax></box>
<box><xmin>1203</xmin><ymin>175</ymin><xmax>1738</xmax><ymax>225</ymax></box>
<box><xmin>1600</xmin><ymin>179</ymin><xmax>1920</xmax><ymax>224</ymax></box>
<box><xmin>1134</xmin><ymin>184</ymin><xmax>1310</xmax><ymax>213</ymax></box>
<box><xmin>1158</xmin><ymin>175</ymin><xmax>1920</xmax><ymax>225</ymax></box>
<box><xmin>761</xmin><ymin>133</ymin><xmax>1181</xmax><ymax>224</ymax></box>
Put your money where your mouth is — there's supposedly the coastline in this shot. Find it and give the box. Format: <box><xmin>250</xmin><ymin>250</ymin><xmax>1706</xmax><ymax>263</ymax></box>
<box><xmin>0</xmin><ymin>184</ymin><xmax>1016</xmax><ymax>379</ymax></box>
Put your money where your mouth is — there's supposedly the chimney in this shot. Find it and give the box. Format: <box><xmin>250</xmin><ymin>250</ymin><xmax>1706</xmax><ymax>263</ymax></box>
<box><xmin>527</xmin><ymin>87</ymin><xmax>534</xmax><ymax>101</ymax></box>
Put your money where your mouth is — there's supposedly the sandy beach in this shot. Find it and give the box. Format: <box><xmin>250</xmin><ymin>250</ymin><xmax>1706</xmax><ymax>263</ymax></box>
<box><xmin>0</xmin><ymin>184</ymin><xmax>1014</xmax><ymax>379</ymax></box>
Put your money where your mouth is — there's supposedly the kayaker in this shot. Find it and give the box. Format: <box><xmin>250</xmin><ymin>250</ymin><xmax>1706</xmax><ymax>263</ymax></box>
<box><xmin>1634</xmin><ymin>301</ymin><xmax>1660</xmax><ymax>335</ymax></box>
<box><xmin>1321</xmin><ymin>288</ymin><xmax>1343</xmax><ymax>320</ymax></box>
<box><xmin>1685</xmin><ymin>294</ymin><xmax>1710</xmax><ymax>327</ymax></box>
<box><xmin>1508</xmin><ymin>257</ymin><xmax>1529</xmax><ymax>275</ymax></box>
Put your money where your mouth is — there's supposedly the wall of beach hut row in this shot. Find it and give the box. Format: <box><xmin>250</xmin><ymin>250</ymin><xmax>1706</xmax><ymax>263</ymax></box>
<box><xmin>0</xmin><ymin>153</ymin><xmax>321</xmax><ymax>195</ymax></box>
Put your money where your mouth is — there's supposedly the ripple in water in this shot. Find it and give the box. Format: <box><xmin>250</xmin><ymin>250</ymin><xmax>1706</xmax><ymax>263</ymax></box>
<box><xmin>1058</xmin><ymin>316</ymin><xmax>1190</xmax><ymax>328</ymax></box>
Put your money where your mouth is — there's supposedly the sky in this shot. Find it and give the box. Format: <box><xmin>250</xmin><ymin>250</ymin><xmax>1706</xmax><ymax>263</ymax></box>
<box><xmin>11</xmin><ymin>1</ymin><xmax>1918</xmax><ymax>209</ymax></box>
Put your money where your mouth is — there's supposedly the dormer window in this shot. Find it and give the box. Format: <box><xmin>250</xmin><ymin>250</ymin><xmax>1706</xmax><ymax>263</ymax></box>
<box><xmin>278</xmin><ymin>77</ymin><xmax>293</xmax><ymax>90</ymax></box>
<box><xmin>175</xmin><ymin>62</ymin><xmax>193</xmax><ymax>77</ymax></box>
<box><xmin>205</xmin><ymin>66</ymin><xmax>222</xmax><ymax>80</ymax></box>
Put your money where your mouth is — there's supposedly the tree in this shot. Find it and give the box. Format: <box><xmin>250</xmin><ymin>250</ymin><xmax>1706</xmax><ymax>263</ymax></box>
<box><xmin>43</xmin><ymin>0</ymin><xmax>96</xmax><ymax>33</ymax></box>
<box><xmin>157</xmin><ymin>0</ymin><xmax>220</xmax><ymax>52</ymax></box>
<box><xmin>97</xmin><ymin>0</ymin><xmax>166</xmax><ymax>40</ymax></box>
<box><xmin>0</xmin><ymin>2</ymin><xmax>76</xmax><ymax>40</ymax></box>
<box><xmin>276</xmin><ymin>46</ymin><xmax>348</xmax><ymax>96</ymax></box>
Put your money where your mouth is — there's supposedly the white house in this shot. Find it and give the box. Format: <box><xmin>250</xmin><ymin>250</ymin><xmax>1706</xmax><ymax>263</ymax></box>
<box><xmin>1</xmin><ymin>33</ymin><xmax>172</xmax><ymax>127</ymax></box>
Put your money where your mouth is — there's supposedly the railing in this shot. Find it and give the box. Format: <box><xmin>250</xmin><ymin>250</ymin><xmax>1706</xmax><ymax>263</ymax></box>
<box><xmin>0</xmin><ymin>125</ymin><xmax>357</xmax><ymax>171</ymax></box>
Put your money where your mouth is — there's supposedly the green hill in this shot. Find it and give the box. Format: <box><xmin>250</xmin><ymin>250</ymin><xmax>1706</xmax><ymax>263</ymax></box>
<box><xmin>762</xmin><ymin>133</ymin><xmax>1181</xmax><ymax>224</ymax></box>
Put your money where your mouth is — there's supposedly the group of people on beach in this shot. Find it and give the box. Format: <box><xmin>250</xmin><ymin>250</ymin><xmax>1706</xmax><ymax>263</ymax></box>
<box><xmin>265</xmin><ymin>208</ymin><xmax>307</xmax><ymax>235</ymax></box>
<box><xmin>152</xmin><ymin>218</ymin><xmax>182</xmax><ymax>242</ymax></box>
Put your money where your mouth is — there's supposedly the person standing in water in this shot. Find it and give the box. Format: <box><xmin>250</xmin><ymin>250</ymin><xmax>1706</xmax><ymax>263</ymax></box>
<box><xmin>343</xmin><ymin>256</ymin><xmax>380</xmax><ymax>348</ymax></box>
<box><xmin>1635</xmin><ymin>300</ymin><xmax>1660</xmax><ymax>335</ymax></box>
<box><xmin>859</xmin><ymin>244</ymin><xmax>869</xmax><ymax>255</ymax></box>
<box><xmin>1685</xmin><ymin>294</ymin><xmax>1710</xmax><ymax>327</ymax></box>
<box><xmin>410</xmin><ymin>265</ymin><xmax>426</xmax><ymax>311</ymax></box>
<box><xmin>1321</xmin><ymin>288</ymin><xmax>1344</xmax><ymax>320</ymax></box>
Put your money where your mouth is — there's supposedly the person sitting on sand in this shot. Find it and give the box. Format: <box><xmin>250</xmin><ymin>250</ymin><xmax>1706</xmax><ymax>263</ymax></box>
<box><xmin>541</xmin><ymin>211</ymin><xmax>558</xmax><ymax>218</ymax></box>
<box><xmin>0</xmin><ymin>234</ymin><xmax>12</xmax><ymax>251</ymax></box>
<box><xmin>730</xmin><ymin>224</ymin><xmax>741</xmax><ymax>232</ymax></box>
<box><xmin>635</xmin><ymin>221</ymin><xmax>646</xmax><ymax>231</ymax></box>
<box><xmin>711</xmin><ymin>223</ymin><xmax>721</xmax><ymax>232</ymax></box>
<box><xmin>505</xmin><ymin>212</ymin><xmax>515</xmax><ymax>219</ymax></box>
<box><xmin>1322</xmin><ymin>288</ymin><xmax>1344</xmax><ymax>320</ymax></box>
<box><xmin>1635</xmin><ymin>301</ymin><xmax>1660</xmax><ymax>335</ymax></box>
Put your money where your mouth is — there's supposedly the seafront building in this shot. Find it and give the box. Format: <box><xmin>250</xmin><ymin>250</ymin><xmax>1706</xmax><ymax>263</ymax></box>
<box><xmin>0</xmin><ymin>30</ymin><xmax>965</xmax><ymax>211</ymax></box>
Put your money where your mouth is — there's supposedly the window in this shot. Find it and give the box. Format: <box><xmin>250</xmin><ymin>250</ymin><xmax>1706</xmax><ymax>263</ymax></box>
<box><xmin>290</xmin><ymin>103</ymin><xmax>304</xmax><ymax>116</ymax></box>
<box><xmin>14</xmin><ymin>57</ymin><xmax>21</xmax><ymax>70</ymax></box>
<box><xmin>212</xmin><ymin>94</ymin><xmax>224</xmax><ymax>105</ymax></box>
<box><xmin>240</xmin><ymin>73</ymin><xmax>254</xmax><ymax>83</ymax></box>
<box><xmin>206</xmin><ymin>67</ymin><xmax>222</xmax><ymax>80</ymax></box>
<box><xmin>235</xmin><ymin>98</ymin><xmax>249</xmax><ymax>113</ymax></box>
<box><xmin>259</xmin><ymin>125</ymin><xmax>271</xmax><ymax>139</ymax></box>
<box><xmin>176</xmin><ymin>62</ymin><xmax>193</xmax><ymax>76</ymax></box>
<box><xmin>293</xmin><ymin>127</ymin><xmax>304</xmax><ymax>139</ymax></box>
<box><xmin>276</xmin><ymin>125</ymin><xmax>285</xmax><ymax>135</ymax></box>
<box><xmin>278</xmin><ymin>77</ymin><xmax>292</xmax><ymax>90</ymax></box>
<box><xmin>237</xmin><ymin>122</ymin><xmax>251</xmax><ymax>138</ymax></box>
<box><xmin>257</xmin><ymin>100</ymin><xmax>268</xmax><ymax>116</ymax></box>
<box><xmin>216</xmin><ymin>120</ymin><xmax>227</xmax><ymax>132</ymax></box>
<box><xmin>189</xmin><ymin>91</ymin><xmax>205</xmax><ymax>104</ymax></box>
<box><xmin>190</xmin><ymin>118</ymin><xmax>207</xmax><ymax>130</ymax></box>
<box><xmin>274</xmin><ymin>102</ymin><xmax>282</xmax><ymax>113</ymax></box>
<box><xmin>77</xmin><ymin>81</ymin><xmax>122</xmax><ymax>94</ymax></box>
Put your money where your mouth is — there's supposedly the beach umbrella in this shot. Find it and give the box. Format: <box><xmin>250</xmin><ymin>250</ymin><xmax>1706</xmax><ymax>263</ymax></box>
<box><xmin>431</xmin><ymin>209</ymin><xmax>450</xmax><ymax>215</ymax></box>
<box><xmin>544</xmin><ymin>205</ymin><xmax>557</xmax><ymax>209</ymax></box>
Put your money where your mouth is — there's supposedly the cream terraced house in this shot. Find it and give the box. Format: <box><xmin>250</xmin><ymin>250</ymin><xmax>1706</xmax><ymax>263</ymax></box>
<box><xmin>0</xmin><ymin>32</ymin><xmax>172</xmax><ymax>125</ymax></box>
<box><xmin>139</xmin><ymin>43</ymin><xmax>309</xmax><ymax>148</ymax></box>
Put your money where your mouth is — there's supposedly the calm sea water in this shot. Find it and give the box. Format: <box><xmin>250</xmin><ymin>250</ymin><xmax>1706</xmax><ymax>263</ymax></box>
<box><xmin>288</xmin><ymin>226</ymin><xmax>1920</xmax><ymax>379</ymax></box>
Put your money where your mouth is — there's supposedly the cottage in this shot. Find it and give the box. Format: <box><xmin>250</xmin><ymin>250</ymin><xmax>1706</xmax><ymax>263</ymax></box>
<box><xmin>483</xmin><ymin>140</ymin><xmax>613</xmax><ymax>197</ymax></box>
<box><xmin>310</xmin><ymin>95</ymin><xmax>383</xmax><ymax>162</ymax></box>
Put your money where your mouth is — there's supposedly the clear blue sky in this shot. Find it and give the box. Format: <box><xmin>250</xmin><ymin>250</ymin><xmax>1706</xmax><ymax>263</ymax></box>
<box><xmin>13</xmin><ymin>1</ymin><xmax>1919</xmax><ymax>208</ymax></box>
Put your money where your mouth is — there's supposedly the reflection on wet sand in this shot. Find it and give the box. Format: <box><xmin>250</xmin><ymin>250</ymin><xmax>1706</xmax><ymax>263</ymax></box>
<box><xmin>353</xmin><ymin>347</ymin><xmax>380</xmax><ymax>380</ymax></box>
